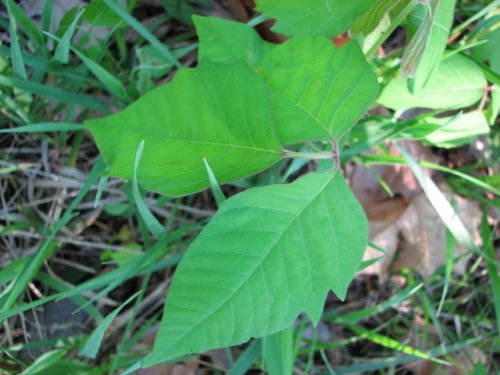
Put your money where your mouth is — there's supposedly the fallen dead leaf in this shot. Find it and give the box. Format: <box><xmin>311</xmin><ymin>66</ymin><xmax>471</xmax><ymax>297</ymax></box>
<box><xmin>361</xmin><ymin>189</ymin><xmax>482</xmax><ymax>280</ymax></box>
<box><xmin>348</xmin><ymin>141</ymin><xmax>481</xmax><ymax>280</ymax></box>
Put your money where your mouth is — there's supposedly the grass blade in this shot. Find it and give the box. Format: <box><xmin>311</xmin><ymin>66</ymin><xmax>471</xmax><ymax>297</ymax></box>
<box><xmin>331</xmin><ymin>283</ymin><xmax>423</xmax><ymax>324</ymax></box>
<box><xmin>35</xmin><ymin>272</ymin><xmax>103</xmax><ymax>322</ymax></box>
<box><xmin>5</xmin><ymin>0</ymin><xmax>27</xmax><ymax>79</ymax></box>
<box><xmin>42</xmin><ymin>0</ymin><xmax>53</xmax><ymax>34</ymax></box>
<box><xmin>480</xmin><ymin>213</ymin><xmax>500</xmax><ymax>334</ymax></box>
<box><xmin>94</xmin><ymin>175</ymin><xmax>109</xmax><ymax>208</ymax></box>
<box><xmin>53</xmin><ymin>10</ymin><xmax>83</xmax><ymax>64</ymax></box>
<box><xmin>262</xmin><ymin>326</ymin><xmax>294</xmax><ymax>375</ymax></box>
<box><xmin>394</xmin><ymin>142</ymin><xmax>476</xmax><ymax>251</ymax></box>
<box><xmin>358</xmin><ymin>154</ymin><xmax>500</xmax><ymax>196</ymax></box>
<box><xmin>437</xmin><ymin>229</ymin><xmax>455</xmax><ymax>315</ymax></box>
<box><xmin>0</xmin><ymin>122</ymin><xmax>84</xmax><ymax>133</ymax></box>
<box><xmin>46</xmin><ymin>32</ymin><xmax>129</xmax><ymax>101</ymax></box>
<box><xmin>333</xmin><ymin>336</ymin><xmax>485</xmax><ymax>374</ymax></box>
<box><xmin>0</xmin><ymin>241</ymin><xmax>183</xmax><ymax>322</ymax></box>
<box><xmin>227</xmin><ymin>340</ymin><xmax>262</xmax><ymax>375</ymax></box>
<box><xmin>203</xmin><ymin>158</ymin><xmax>226</xmax><ymax>207</ymax></box>
<box><xmin>0</xmin><ymin>257</ymin><xmax>27</xmax><ymax>286</ymax></box>
<box><xmin>80</xmin><ymin>292</ymin><xmax>140</xmax><ymax>359</ymax></box>
<box><xmin>0</xmin><ymin>45</ymin><xmax>96</xmax><ymax>82</ymax></box>
<box><xmin>102</xmin><ymin>0</ymin><xmax>181</xmax><ymax>68</ymax></box>
<box><xmin>0</xmin><ymin>88</ymin><xmax>30</xmax><ymax>123</ymax></box>
<box><xmin>347</xmin><ymin>324</ymin><xmax>450</xmax><ymax>365</ymax></box>
<box><xmin>5</xmin><ymin>0</ymin><xmax>45</xmax><ymax>50</ymax></box>
<box><xmin>132</xmin><ymin>140</ymin><xmax>165</xmax><ymax>239</ymax></box>
<box><xmin>0</xmin><ymin>159</ymin><xmax>105</xmax><ymax>314</ymax></box>
<box><xmin>0</xmin><ymin>75</ymin><xmax>109</xmax><ymax>113</ymax></box>
<box><xmin>20</xmin><ymin>349</ymin><xmax>67</xmax><ymax>375</ymax></box>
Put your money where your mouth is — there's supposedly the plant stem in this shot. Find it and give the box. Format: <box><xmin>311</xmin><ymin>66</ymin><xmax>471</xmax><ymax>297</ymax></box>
<box><xmin>282</xmin><ymin>149</ymin><xmax>336</xmax><ymax>160</ymax></box>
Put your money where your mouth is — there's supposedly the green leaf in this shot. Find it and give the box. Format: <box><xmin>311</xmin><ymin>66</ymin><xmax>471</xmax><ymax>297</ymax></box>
<box><xmin>401</xmin><ymin>0</ymin><xmax>435</xmax><ymax>79</ymax></box>
<box><xmin>471</xmin><ymin>13</ymin><xmax>500</xmax><ymax>75</ymax></box>
<box><xmin>255</xmin><ymin>0</ymin><xmax>374</xmax><ymax>38</ymax></box>
<box><xmin>352</xmin><ymin>0</ymin><xmax>410</xmax><ymax>36</ymax></box>
<box><xmin>195</xmin><ymin>16</ymin><xmax>379</xmax><ymax>144</ymax></box>
<box><xmin>405</xmin><ymin>0</ymin><xmax>456</xmax><ymax>88</ymax></box>
<box><xmin>378</xmin><ymin>54</ymin><xmax>486</xmax><ymax>111</ymax></box>
<box><xmin>486</xmin><ymin>85</ymin><xmax>500</xmax><ymax>125</ymax></box>
<box><xmin>360</xmin><ymin>0</ymin><xmax>417</xmax><ymax>56</ymax></box>
<box><xmin>143</xmin><ymin>172</ymin><xmax>367</xmax><ymax>366</ymax></box>
<box><xmin>424</xmin><ymin>110</ymin><xmax>490</xmax><ymax>148</ymax></box>
<box><xmin>136</xmin><ymin>45</ymin><xmax>173</xmax><ymax>79</ymax></box>
<box><xmin>86</xmin><ymin>61</ymin><xmax>282</xmax><ymax>197</ymax></box>
<box><xmin>82</xmin><ymin>0</ymin><xmax>126</xmax><ymax>27</ymax></box>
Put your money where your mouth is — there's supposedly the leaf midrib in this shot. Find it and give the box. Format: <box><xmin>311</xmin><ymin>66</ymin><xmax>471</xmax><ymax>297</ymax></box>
<box><xmin>121</xmin><ymin>135</ymin><xmax>282</xmax><ymax>155</ymax></box>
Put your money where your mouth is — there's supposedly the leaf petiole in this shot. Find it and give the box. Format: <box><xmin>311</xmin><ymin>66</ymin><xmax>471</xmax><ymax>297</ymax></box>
<box><xmin>282</xmin><ymin>149</ymin><xmax>336</xmax><ymax>160</ymax></box>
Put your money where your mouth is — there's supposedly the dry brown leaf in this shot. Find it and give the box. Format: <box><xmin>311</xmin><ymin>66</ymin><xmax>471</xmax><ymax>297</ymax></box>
<box><xmin>348</xmin><ymin>142</ymin><xmax>439</xmax><ymax>209</ymax></box>
<box><xmin>361</xmin><ymin>190</ymin><xmax>482</xmax><ymax>280</ymax></box>
<box><xmin>348</xmin><ymin>141</ymin><xmax>481</xmax><ymax>280</ymax></box>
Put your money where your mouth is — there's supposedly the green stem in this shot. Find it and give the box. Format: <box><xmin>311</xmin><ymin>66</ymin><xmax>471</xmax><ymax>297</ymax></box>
<box><xmin>282</xmin><ymin>149</ymin><xmax>336</xmax><ymax>160</ymax></box>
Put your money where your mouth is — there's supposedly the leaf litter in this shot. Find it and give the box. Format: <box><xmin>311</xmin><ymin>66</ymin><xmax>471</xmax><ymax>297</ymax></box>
<box><xmin>348</xmin><ymin>141</ymin><xmax>483</xmax><ymax>280</ymax></box>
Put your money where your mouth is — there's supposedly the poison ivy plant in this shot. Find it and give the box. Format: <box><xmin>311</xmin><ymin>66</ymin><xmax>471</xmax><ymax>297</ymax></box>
<box><xmin>87</xmin><ymin>17</ymin><xmax>379</xmax><ymax>196</ymax></box>
<box><xmin>87</xmin><ymin>13</ymin><xmax>376</xmax><ymax>369</ymax></box>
